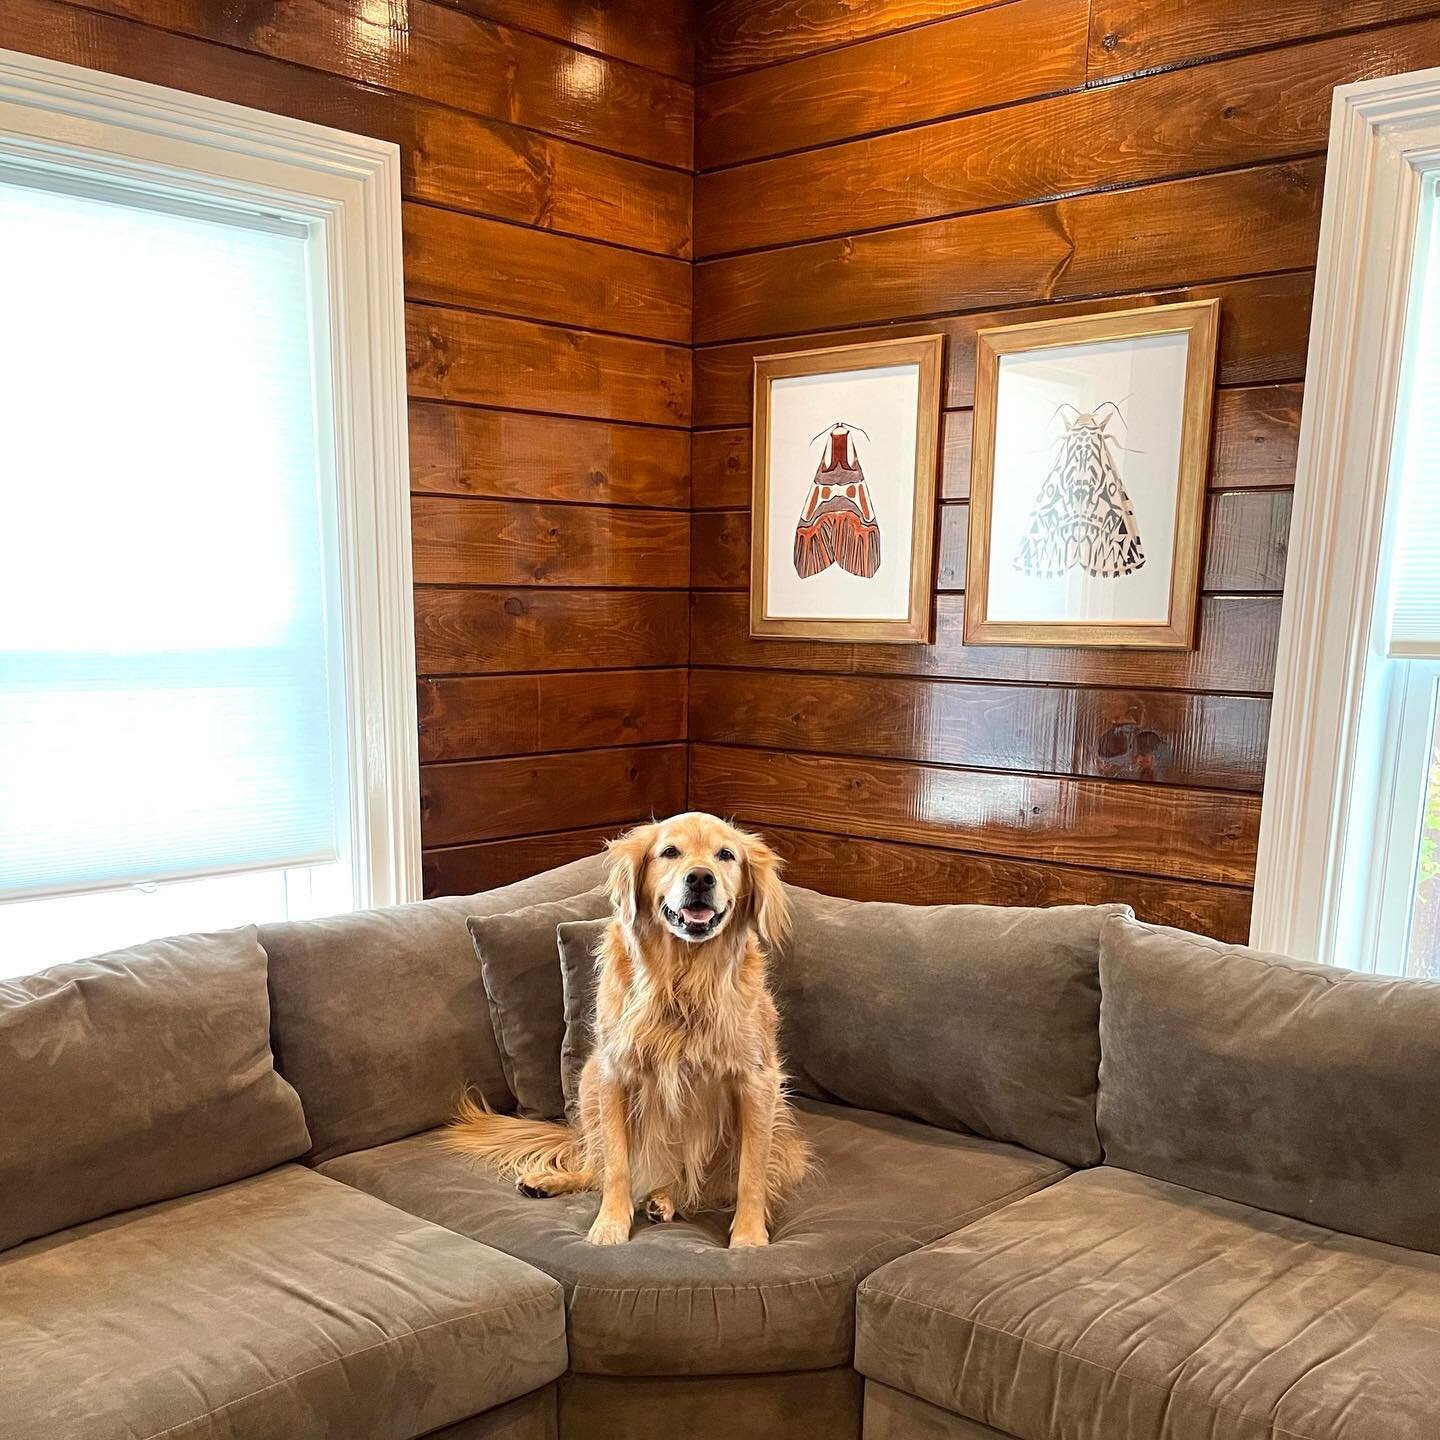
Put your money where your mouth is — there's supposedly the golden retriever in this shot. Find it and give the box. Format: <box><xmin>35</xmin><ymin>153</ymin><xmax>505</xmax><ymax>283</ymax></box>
<box><xmin>446</xmin><ymin>813</ymin><xmax>810</xmax><ymax>1246</ymax></box>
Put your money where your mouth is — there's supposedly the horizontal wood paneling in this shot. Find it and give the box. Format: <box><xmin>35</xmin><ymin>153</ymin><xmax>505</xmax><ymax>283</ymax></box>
<box><xmin>698</xmin><ymin>0</ymin><xmax>1089</xmax><ymax>167</ymax></box>
<box><xmin>455</xmin><ymin>0</ymin><xmax>693</xmax><ymax>79</ymax></box>
<box><xmin>423</xmin><ymin>743</ymin><xmax>687</xmax><ymax>844</ymax></box>
<box><xmin>697</xmin><ymin>0</ymin><xmax>997</xmax><ymax>79</ymax></box>
<box><xmin>406</xmin><ymin>305</ymin><xmax>691</xmax><ymax>426</ymax></box>
<box><xmin>690</xmin><ymin>590</ymin><xmax>1282</xmax><ymax>694</ymax></box>
<box><xmin>686</xmin><ymin>2</ymin><xmax>1440</xmax><ymax>934</ymax></box>
<box><xmin>689</xmin><ymin>670</ymin><xmax>1270</xmax><ymax>790</ymax></box>
<box><xmin>415</xmin><ymin>588</ymin><xmax>690</xmax><ymax>674</ymax></box>
<box><xmin>696</xmin><ymin>18</ymin><xmax>1440</xmax><ymax>254</ymax></box>
<box><xmin>403</xmin><ymin>205</ymin><xmax>691</xmax><ymax>342</ymax></box>
<box><xmin>693</xmin><ymin>272</ymin><xmax>1314</xmax><ymax>425</ymax></box>
<box><xmin>5</xmin><ymin>0</ymin><xmax>691</xmax><ymax>257</ymax></box>
<box><xmin>60</xmin><ymin>0</ymin><xmax>692</xmax><ymax>168</ymax></box>
<box><xmin>423</xmin><ymin>824</ymin><xmax>623</xmax><ymax>897</ymax></box>
<box><xmin>690</xmin><ymin>744</ymin><xmax>1261</xmax><ymax>885</ymax></box>
<box><xmin>419</xmin><ymin>669</ymin><xmax>687</xmax><ymax>762</ymax></box>
<box><xmin>692</xmin><ymin>490</ymin><xmax>1293</xmax><ymax>594</ymax></box>
<box><xmin>696</xmin><ymin>158</ymin><xmax>1323</xmax><ymax>342</ymax></box>
<box><xmin>761</xmin><ymin>826</ymin><xmax>1253</xmax><ymax>941</ymax></box>
<box><xmin>1088</xmin><ymin>0</ymin><xmax>1440</xmax><ymax>82</ymax></box>
<box><xmin>408</xmin><ymin>403</ymin><xmax>690</xmax><ymax>507</ymax></box>
<box><xmin>412</xmin><ymin>498</ymin><xmax>690</xmax><ymax>587</ymax></box>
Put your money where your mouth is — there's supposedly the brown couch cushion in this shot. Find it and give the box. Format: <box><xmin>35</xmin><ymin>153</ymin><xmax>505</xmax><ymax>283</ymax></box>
<box><xmin>772</xmin><ymin>888</ymin><xmax>1131</xmax><ymax>1166</ymax></box>
<box><xmin>0</xmin><ymin>1164</ymin><xmax>565</xmax><ymax>1440</ymax></box>
<box><xmin>0</xmin><ymin>926</ymin><xmax>308</xmax><ymax>1254</ymax></box>
<box><xmin>319</xmin><ymin>1097</ymin><xmax>1066</xmax><ymax>1377</ymax></box>
<box><xmin>557</xmin><ymin>917</ymin><xmax>609</xmax><ymax>1126</ymax></box>
<box><xmin>263</xmin><ymin>853</ymin><xmax>607</xmax><ymax>1163</ymax></box>
<box><xmin>1099</xmin><ymin>914</ymin><xmax>1440</xmax><ymax>1254</ymax></box>
<box><xmin>469</xmin><ymin>893</ymin><xmax>610</xmax><ymax>1121</ymax></box>
<box><xmin>857</xmin><ymin>1166</ymin><xmax>1440</xmax><ymax>1440</ymax></box>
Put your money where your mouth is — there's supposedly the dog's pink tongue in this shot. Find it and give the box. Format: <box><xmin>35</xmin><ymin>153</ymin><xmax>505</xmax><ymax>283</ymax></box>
<box><xmin>681</xmin><ymin>905</ymin><xmax>715</xmax><ymax>925</ymax></box>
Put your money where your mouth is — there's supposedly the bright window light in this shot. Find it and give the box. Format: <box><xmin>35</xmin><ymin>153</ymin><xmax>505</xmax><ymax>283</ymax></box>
<box><xmin>0</xmin><ymin>171</ymin><xmax>349</xmax><ymax>964</ymax></box>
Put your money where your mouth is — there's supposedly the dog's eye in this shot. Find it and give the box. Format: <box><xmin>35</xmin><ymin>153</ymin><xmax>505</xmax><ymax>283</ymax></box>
<box><xmin>716</xmin><ymin>847</ymin><xmax>736</xmax><ymax>863</ymax></box>
<box><xmin>659</xmin><ymin>845</ymin><xmax>681</xmax><ymax>859</ymax></box>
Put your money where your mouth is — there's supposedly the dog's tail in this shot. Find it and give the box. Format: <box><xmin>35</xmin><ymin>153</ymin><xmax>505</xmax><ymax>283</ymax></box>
<box><xmin>442</xmin><ymin>1092</ymin><xmax>579</xmax><ymax>1180</ymax></box>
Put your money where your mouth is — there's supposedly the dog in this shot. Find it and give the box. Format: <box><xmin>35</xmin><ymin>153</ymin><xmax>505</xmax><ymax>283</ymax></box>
<box><xmin>445</xmin><ymin>813</ymin><xmax>810</xmax><ymax>1247</ymax></box>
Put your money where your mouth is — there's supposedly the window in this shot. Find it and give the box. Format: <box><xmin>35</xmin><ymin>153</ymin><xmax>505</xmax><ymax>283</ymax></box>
<box><xmin>0</xmin><ymin>48</ymin><xmax>418</xmax><ymax>970</ymax></box>
<box><xmin>1253</xmin><ymin>69</ymin><xmax>1440</xmax><ymax>977</ymax></box>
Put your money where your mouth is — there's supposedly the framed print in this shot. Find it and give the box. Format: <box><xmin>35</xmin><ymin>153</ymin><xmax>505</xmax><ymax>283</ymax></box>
<box><xmin>964</xmin><ymin>300</ymin><xmax>1219</xmax><ymax>650</ymax></box>
<box><xmin>751</xmin><ymin>334</ymin><xmax>943</xmax><ymax>643</ymax></box>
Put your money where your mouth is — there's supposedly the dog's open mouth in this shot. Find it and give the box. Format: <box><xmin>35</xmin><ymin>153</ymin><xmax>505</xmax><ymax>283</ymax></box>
<box><xmin>661</xmin><ymin>902</ymin><xmax>725</xmax><ymax>939</ymax></box>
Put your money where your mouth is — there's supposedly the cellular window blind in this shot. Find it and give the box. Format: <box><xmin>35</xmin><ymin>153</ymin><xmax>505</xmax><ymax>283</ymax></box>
<box><xmin>0</xmin><ymin>172</ymin><xmax>344</xmax><ymax>900</ymax></box>
<box><xmin>1388</xmin><ymin>181</ymin><xmax>1440</xmax><ymax>659</ymax></box>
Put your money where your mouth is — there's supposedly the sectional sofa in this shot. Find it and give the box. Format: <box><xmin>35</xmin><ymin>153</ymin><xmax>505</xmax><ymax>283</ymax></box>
<box><xmin>3</xmin><ymin>850</ymin><xmax>1438</xmax><ymax>1440</ymax></box>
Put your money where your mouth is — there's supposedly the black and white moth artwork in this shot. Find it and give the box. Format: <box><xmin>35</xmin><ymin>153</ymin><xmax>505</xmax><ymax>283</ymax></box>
<box><xmin>1014</xmin><ymin>401</ymin><xmax>1146</xmax><ymax>580</ymax></box>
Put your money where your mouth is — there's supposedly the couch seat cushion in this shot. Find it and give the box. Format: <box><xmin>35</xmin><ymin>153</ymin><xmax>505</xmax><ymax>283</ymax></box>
<box><xmin>857</xmin><ymin>1166</ymin><xmax>1440</xmax><ymax>1440</ymax></box>
<box><xmin>319</xmin><ymin>1099</ymin><xmax>1065</xmax><ymax>1377</ymax></box>
<box><xmin>0</xmin><ymin>1165</ymin><xmax>566</xmax><ymax>1440</ymax></box>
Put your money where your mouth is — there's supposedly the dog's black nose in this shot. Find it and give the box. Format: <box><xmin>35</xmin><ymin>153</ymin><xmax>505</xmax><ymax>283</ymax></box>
<box><xmin>686</xmin><ymin>868</ymin><xmax>715</xmax><ymax>891</ymax></box>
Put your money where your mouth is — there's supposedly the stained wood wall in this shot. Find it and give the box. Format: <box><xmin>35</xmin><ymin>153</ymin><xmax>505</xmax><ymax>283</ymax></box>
<box><xmin>690</xmin><ymin>0</ymin><xmax>1440</xmax><ymax>940</ymax></box>
<box><xmin>14</xmin><ymin>3</ymin><xmax>1440</xmax><ymax>933</ymax></box>
<box><xmin>0</xmin><ymin>0</ymin><xmax>695</xmax><ymax>896</ymax></box>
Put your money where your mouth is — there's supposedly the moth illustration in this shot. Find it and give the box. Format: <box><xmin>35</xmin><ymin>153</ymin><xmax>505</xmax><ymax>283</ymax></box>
<box><xmin>1014</xmin><ymin>401</ymin><xmax>1145</xmax><ymax>579</ymax></box>
<box><xmin>794</xmin><ymin>422</ymin><xmax>881</xmax><ymax>580</ymax></box>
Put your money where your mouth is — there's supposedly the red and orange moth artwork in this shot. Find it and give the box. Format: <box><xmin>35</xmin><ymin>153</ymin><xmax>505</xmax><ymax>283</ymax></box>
<box><xmin>793</xmin><ymin>422</ymin><xmax>881</xmax><ymax>580</ymax></box>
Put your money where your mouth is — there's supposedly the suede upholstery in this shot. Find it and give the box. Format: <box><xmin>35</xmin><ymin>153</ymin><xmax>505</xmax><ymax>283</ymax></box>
<box><xmin>556</xmin><ymin>916</ymin><xmax>608</xmax><ymax>1125</ymax></box>
<box><xmin>1099</xmin><ymin>915</ymin><xmax>1440</xmax><ymax>1253</ymax></box>
<box><xmin>424</xmin><ymin>1388</ymin><xmax>557</xmax><ymax>1440</ymax></box>
<box><xmin>318</xmin><ymin>1098</ymin><xmax>1066</xmax><ymax>1376</ymax></box>
<box><xmin>0</xmin><ymin>1165</ymin><xmax>567</xmax><ymax>1440</ymax></box>
<box><xmin>857</xmin><ymin>1167</ymin><xmax>1440</xmax><ymax>1440</ymax></box>
<box><xmin>262</xmin><ymin>853</ymin><xmax>607</xmax><ymax>1163</ymax></box>
<box><xmin>557</xmin><ymin>1370</ymin><xmax>864</xmax><ymax>1440</ymax></box>
<box><xmin>863</xmin><ymin>1384</ymin><xmax>1012</xmax><ymax>1440</ymax></box>
<box><xmin>0</xmin><ymin>925</ymin><xmax>308</xmax><ymax>1254</ymax></box>
<box><xmin>773</xmin><ymin>888</ymin><xmax>1131</xmax><ymax>1166</ymax></box>
<box><xmin>468</xmin><ymin>893</ymin><xmax>610</xmax><ymax>1120</ymax></box>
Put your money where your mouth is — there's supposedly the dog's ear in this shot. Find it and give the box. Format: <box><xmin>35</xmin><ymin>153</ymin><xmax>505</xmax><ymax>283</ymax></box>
<box><xmin>606</xmin><ymin>823</ymin><xmax>654</xmax><ymax>930</ymax></box>
<box><xmin>740</xmin><ymin>830</ymin><xmax>790</xmax><ymax>950</ymax></box>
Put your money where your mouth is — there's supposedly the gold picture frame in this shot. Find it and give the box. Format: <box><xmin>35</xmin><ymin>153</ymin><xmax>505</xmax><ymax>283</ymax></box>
<box><xmin>750</xmin><ymin>334</ymin><xmax>943</xmax><ymax>643</ymax></box>
<box><xmin>964</xmin><ymin>300</ymin><xmax>1219</xmax><ymax>650</ymax></box>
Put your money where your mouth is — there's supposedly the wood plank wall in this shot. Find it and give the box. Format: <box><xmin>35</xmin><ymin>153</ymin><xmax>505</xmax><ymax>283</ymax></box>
<box><xmin>691</xmin><ymin>0</ymin><xmax>1440</xmax><ymax>940</ymax></box>
<box><xmin>0</xmin><ymin>0</ymin><xmax>696</xmax><ymax>897</ymax></box>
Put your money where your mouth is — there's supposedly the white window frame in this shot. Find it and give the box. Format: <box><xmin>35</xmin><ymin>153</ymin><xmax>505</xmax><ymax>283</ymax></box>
<box><xmin>0</xmin><ymin>46</ymin><xmax>420</xmax><ymax>911</ymax></box>
<box><xmin>1252</xmin><ymin>65</ymin><xmax>1440</xmax><ymax>967</ymax></box>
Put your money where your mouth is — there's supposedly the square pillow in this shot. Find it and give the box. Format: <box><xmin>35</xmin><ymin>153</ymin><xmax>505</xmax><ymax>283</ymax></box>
<box><xmin>772</xmin><ymin>886</ymin><xmax>1132</xmax><ymax>1167</ymax></box>
<box><xmin>0</xmin><ymin>926</ymin><xmax>309</xmax><ymax>1253</ymax></box>
<box><xmin>468</xmin><ymin>891</ymin><xmax>610</xmax><ymax>1119</ymax></box>
<box><xmin>557</xmin><ymin>917</ymin><xmax>610</xmax><ymax>1126</ymax></box>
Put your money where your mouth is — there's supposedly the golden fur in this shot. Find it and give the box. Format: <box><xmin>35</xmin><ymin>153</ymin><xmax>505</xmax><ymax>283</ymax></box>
<box><xmin>444</xmin><ymin>813</ymin><xmax>810</xmax><ymax>1246</ymax></box>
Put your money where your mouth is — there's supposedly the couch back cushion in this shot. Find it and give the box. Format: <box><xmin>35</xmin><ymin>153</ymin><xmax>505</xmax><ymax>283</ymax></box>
<box><xmin>468</xmin><ymin>890</ymin><xmax>610</xmax><ymax>1121</ymax></box>
<box><xmin>557</xmin><ymin>917</ymin><xmax>609</xmax><ymax>1126</ymax></box>
<box><xmin>773</xmin><ymin>887</ymin><xmax>1131</xmax><ymax>1166</ymax></box>
<box><xmin>0</xmin><ymin>926</ymin><xmax>308</xmax><ymax>1253</ymax></box>
<box><xmin>1098</xmin><ymin>915</ymin><xmax>1440</xmax><ymax>1254</ymax></box>
<box><xmin>262</xmin><ymin>852</ymin><xmax>606</xmax><ymax>1163</ymax></box>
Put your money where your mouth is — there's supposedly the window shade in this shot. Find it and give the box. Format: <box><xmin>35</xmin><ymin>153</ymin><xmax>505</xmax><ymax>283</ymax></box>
<box><xmin>0</xmin><ymin>173</ymin><xmax>343</xmax><ymax>900</ymax></box>
<box><xmin>1388</xmin><ymin>181</ymin><xmax>1440</xmax><ymax>658</ymax></box>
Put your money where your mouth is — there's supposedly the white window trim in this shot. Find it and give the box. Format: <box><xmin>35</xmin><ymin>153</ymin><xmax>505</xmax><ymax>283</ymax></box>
<box><xmin>1252</xmin><ymin>65</ymin><xmax>1440</xmax><ymax>963</ymax></box>
<box><xmin>0</xmin><ymin>46</ymin><xmax>421</xmax><ymax>909</ymax></box>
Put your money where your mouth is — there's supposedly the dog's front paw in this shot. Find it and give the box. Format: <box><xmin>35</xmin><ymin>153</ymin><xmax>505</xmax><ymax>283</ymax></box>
<box><xmin>729</xmin><ymin>1221</ymin><xmax>769</xmax><ymax>1248</ymax></box>
<box><xmin>587</xmin><ymin>1213</ymin><xmax>632</xmax><ymax>1246</ymax></box>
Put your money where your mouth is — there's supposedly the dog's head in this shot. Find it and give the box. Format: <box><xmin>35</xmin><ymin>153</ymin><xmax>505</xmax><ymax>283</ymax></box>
<box><xmin>606</xmin><ymin>813</ymin><xmax>789</xmax><ymax>950</ymax></box>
